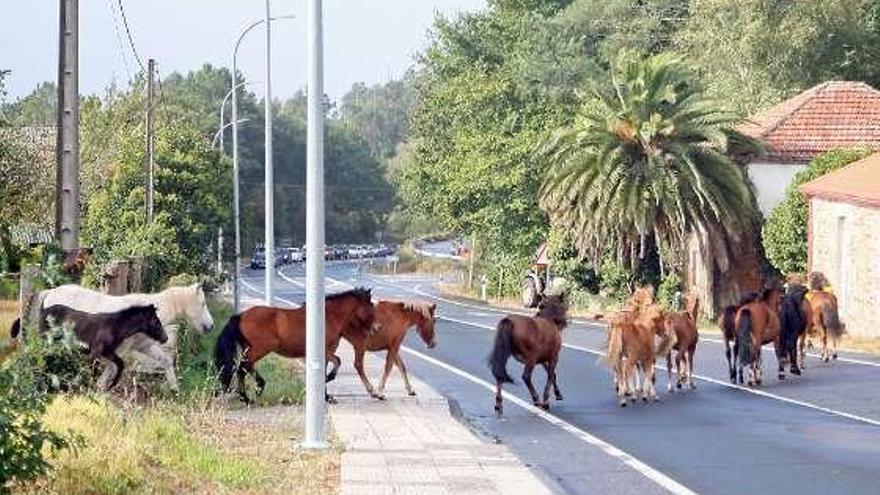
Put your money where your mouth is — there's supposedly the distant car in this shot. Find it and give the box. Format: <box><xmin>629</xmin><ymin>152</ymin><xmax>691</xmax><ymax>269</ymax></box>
<box><xmin>250</xmin><ymin>251</ymin><xmax>266</xmax><ymax>269</ymax></box>
<box><xmin>286</xmin><ymin>247</ymin><xmax>304</xmax><ymax>263</ymax></box>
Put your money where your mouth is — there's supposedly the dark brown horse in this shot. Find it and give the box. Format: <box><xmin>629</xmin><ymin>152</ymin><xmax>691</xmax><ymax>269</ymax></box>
<box><xmin>735</xmin><ymin>285</ymin><xmax>783</xmax><ymax>386</ymax></box>
<box><xmin>344</xmin><ymin>300</ymin><xmax>437</xmax><ymax>399</ymax></box>
<box><xmin>489</xmin><ymin>294</ymin><xmax>568</xmax><ymax>415</ymax></box>
<box><xmin>718</xmin><ymin>291</ymin><xmax>759</xmax><ymax>383</ymax></box>
<box><xmin>779</xmin><ymin>283</ymin><xmax>811</xmax><ymax>376</ymax></box>
<box><xmin>39</xmin><ymin>304</ymin><xmax>167</xmax><ymax>390</ymax></box>
<box><xmin>214</xmin><ymin>288</ymin><xmax>375</xmax><ymax>403</ymax></box>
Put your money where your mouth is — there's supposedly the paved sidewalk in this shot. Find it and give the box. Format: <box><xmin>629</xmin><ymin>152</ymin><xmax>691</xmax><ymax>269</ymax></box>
<box><xmin>330</xmin><ymin>345</ymin><xmax>553</xmax><ymax>495</ymax></box>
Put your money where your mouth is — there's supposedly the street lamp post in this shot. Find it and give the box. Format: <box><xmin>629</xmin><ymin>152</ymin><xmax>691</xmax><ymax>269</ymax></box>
<box><xmin>303</xmin><ymin>0</ymin><xmax>327</xmax><ymax>450</ymax></box>
<box><xmin>218</xmin><ymin>82</ymin><xmax>254</xmax><ymax>152</ymax></box>
<box><xmin>263</xmin><ymin>0</ymin><xmax>275</xmax><ymax>306</ymax></box>
<box><xmin>230</xmin><ymin>12</ymin><xmax>294</xmax><ymax>313</ymax></box>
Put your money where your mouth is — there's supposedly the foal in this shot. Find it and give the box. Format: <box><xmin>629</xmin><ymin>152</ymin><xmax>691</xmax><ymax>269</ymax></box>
<box><xmin>40</xmin><ymin>304</ymin><xmax>167</xmax><ymax>390</ymax></box>
<box><xmin>606</xmin><ymin>304</ymin><xmax>667</xmax><ymax>406</ymax></box>
<box><xmin>347</xmin><ymin>300</ymin><xmax>437</xmax><ymax>399</ymax></box>
<box><xmin>735</xmin><ymin>286</ymin><xmax>782</xmax><ymax>386</ymax></box>
<box><xmin>489</xmin><ymin>295</ymin><xmax>568</xmax><ymax>415</ymax></box>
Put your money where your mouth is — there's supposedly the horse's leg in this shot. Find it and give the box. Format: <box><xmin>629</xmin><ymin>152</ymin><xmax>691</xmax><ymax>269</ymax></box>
<box><xmin>104</xmin><ymin>352</ymin><xmax>126</xmax><ymax>391</ymax></box>
<box><xmin>797</xmin><ymin>332</ymin><xmax>806</xmax><ymax>371</ymax></box>
<box><xmin>394</xmin><ymin>354</ymin><xmax>416</xmax><ymax>396</ymax></box>
<box><xmin>495</xmin><ymin>380</ymin><xmax>504</xmax><ymax>416</ymax></box>
<box><xmin>548</xmin><ymin>359</ymin><xmax>563</xmax><ymax>401</ymax></box>
<box><xmin>687</xmin><ymin>351</ymin><xmax>696</xmax><ymax>389</ymax></box>
<box><xmin>522</xmin><ymin>363</ymin><xmax>541</xmax><ymax>407</ymax></box>
<box><xmin>666</xmin><ymin>352</ymin><xmax>674</xmax><ymax>393</ymax></box>
<box><xmin>143</xmin><ymin>342</ymin><xmax>179</xmax><ymax>393</ymax></box>
<box><xmin>821</xmin><ymin>326</ymin><xmax>829</xmax><ymax>362</ymax></box>
<box><xmin>618</xmin><ymin>359</ymin><xmax>632</xmax><ymax>407</ymax></box>
<box><xmin>645</xmin><ymin>361</ymin><xmax>658</xmax><ymax>402</ymax></box>
<box><xmin>725</xmin><ymin>338</ymin><xmax>735</xmax><ymax>382</ymax></box>
<box><xmin>676</xmin><ymin>352</ymin><xmax>685</xmax><ymax>390</ymax></box>
<box><xmin>776</xmin><ymin>339</ymin><xmax>786</xmax><ymax>381</ymax></box>
<box><xmin>326</xmin><ymin>354</ymin><xmax>342</xmax><ymax>383</ymax></box>
<box><xmin>352</xmin><ymin>344</ymin><xmax>380</xmax><ymax>399</ymax></box>
<box><xmin>375</xmin><ymin>347</ymin><xmax>398</xmax><ymax>399</ymax></box>
<box><xmin>236</xmin><ymin>362</ymin><xmax>252</xmax><ymax>404</ymax></box>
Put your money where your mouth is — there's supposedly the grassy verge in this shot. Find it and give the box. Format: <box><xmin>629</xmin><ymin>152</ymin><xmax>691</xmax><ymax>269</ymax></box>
<box><xmin>436</xmin><ymin>282</ymin><xmax>620</xmax><ymax>320</ymax></box>
<box><xmin>15</xmin><ymin>395</ymin><xmax>339</xmax><ymax>494</ymax></box>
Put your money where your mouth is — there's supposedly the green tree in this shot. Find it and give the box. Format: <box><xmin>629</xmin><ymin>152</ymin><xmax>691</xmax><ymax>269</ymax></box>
<box><xmin>762</xmin><ymin>148</ymin><xmax>872</xmax><ymax>275</ymax></box>
<box><xmin>338</xmin><ymin>77</ymin><xmax>417</xmax><ymax>160</ymax></box>
<box><xmin>1</xmin><ymin>81</ymin><xmax>56</xmax><ymax>126</ymax></box>
<box><xmin>539</xmin><ymin>51</ymin><xmax>757</xmax><ymax>273</ymax></box>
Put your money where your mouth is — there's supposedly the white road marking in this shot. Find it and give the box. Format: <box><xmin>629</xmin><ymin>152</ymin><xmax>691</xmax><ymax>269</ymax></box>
<box><xmin>239</xmin><ymin>276</ymin><xmax>299</xmax><ymax>307</ymax></box>
<box><xmin>401</xmin><ymin>346</ymin><xmax>698</xmax><ymax>495</ymax></box>
<box><xmin>276</xmin><ymin>269</ymin><xmax>306</xmax><ymax>288</ymax></box>
<box><xmin>697</xmin><ymin>335</ymin><xmax>880</xmax><ymax>368</ymax></box>
<box><xmin>438</xmin><ymin>315</ymin><xmax>880</xmax><ymax>427</ymax></box>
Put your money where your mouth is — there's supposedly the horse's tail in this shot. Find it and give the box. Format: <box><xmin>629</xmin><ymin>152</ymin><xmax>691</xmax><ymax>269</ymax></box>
<box><xmin>719</xmin><ymin>305</ymin><xmax>737</xmax><ymax>340</ymax></box>
<box><xmin>821</xmin><ymin>303</ymin><xmax>845</xmax><ymax>339</ymax></box>
<box><xmin>10</xmin><ymin>318</ymin><xmax>21</xmax><ymax>339</ymax></box>
<box><xmin>655</xmin><ymin>318</ymin><xmax>677</xmax><ymax>359</ymax></box>
<box><xmin>737</xmin><ymin>309</ymin><xmax>753</xmax><ymax>367</ymax></box>
<box><xmin>605</xmin><ymin>322</ymin><xmax>624</xmax><ymax>368</ymax></box>
<box><xmin>488</xmin><ymin>318</ymin><xmax>515</xmax><ymax>384</ymax></box>
<box><xmin>214</xmin><ymin>315</ymin><xmax>244</xmax><ymax>391</ymax></box>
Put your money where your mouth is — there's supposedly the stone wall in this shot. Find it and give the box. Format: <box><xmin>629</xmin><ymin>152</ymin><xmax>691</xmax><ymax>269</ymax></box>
<box><xmin>809</xmin><ymin>198</ymin><xmax>880</xmax><ymax>338</ymax></box>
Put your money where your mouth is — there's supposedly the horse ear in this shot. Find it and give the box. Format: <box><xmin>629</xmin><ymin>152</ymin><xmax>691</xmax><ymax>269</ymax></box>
<box><xmin>431</xmin><ymin>303</ymin><xmax>437</xmax><ymax>313</ymax></box>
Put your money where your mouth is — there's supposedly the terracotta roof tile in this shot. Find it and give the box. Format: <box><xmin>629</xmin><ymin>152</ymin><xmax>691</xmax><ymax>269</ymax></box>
<box><xmin>799</xmin><ymin>151</ymin><xmax>880</xmax><ymax>208</ymax></box>
<box><xmin>739</xmin><ymin>81</ymin><xmax>880</xmax><ymax>163</ymax></box>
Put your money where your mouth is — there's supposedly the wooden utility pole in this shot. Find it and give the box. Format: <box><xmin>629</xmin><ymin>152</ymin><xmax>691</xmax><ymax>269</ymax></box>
<box><xmin>145</xmin><ymin>58</ymin><xmax>156</xmax><ymax>223</ymax></box>
<box><xmin>55</xmin><ymin>0</ymin><xmax>80</xmax><ymax>250</ymax></box>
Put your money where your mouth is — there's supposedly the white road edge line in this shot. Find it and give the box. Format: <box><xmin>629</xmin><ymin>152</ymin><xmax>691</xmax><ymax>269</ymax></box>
<box><xmin>401</xmin><ymin>345</ymin><xmax>698</xmax><ymax>495</ymax></box>
<box><xmin>437</xmin><ymin>315</ymin><xmax>880</xmax><ymax>428</ymax></box>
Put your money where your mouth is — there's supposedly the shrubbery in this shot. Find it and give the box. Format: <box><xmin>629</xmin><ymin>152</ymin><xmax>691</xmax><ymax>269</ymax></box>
<box><xmin>1</xmin><ymin>324</ymin><xmax>87</xmax><ymax>491</ymax></box>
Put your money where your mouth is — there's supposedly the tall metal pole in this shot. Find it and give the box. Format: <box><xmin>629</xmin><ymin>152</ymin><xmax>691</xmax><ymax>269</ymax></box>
<box><xmin>146</xmin><ymin>58</ymin><xmax>156</xmax><ymax>223</ymax></box>
<box><xmin>263</xmin><ymin>0</ymin><xmax>275</xmax><ymax>305</ymax></box>
<box><xmin>303</xmin><ymin>0</ymin><xmax>327</xmax><ymax>450</ymax></box>
<box><xmin>231</xmin><ymin>15</ymin><xmax>293</xmax><ymax>314</ymax></box>
<box><xmin>231</xmin><ymin>50</ymin><xmax>242</xmax><ymax>313</ymax></box>
<box><xmin>55</xmin><ymin>0</ymin><xmax>80</xmax><ymax>250</ymax></box>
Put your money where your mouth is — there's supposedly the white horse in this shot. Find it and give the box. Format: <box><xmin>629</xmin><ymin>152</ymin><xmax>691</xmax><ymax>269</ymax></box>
<box><xmin>36</xmin><ymin>283</ymin><xmax>214</xmax><ymax>391</ymax></box>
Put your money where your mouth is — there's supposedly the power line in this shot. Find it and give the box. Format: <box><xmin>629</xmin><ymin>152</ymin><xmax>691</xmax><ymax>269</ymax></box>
<box><xmin>116</xmin><ymin>0</ymin><xmax>146</xmax><ymax>73</ymax></box>
<box><xmin>106</xmin><ymin>0</ymin><xmax>133</xmax><ymax>80</ymax></box>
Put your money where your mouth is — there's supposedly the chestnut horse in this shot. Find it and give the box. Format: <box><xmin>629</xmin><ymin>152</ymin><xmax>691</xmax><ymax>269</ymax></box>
<box><xmin>489</xmin><ymin>295</ymin><xmax>568</xmax><ymax>415</ymax></box>
<box><xmin>664</xmin><ymin>294</ymin><xmax>699</xmax><ymax>392</ymax></box>
<box><xmin>805</xmin><ymin>290</ymin><xmax>845</xmax><ymax>362</ymax></box>
<box><xmin>346</xmin><ymin>300</ymin><xmax>437</xmax><ymax>399</ymax></box>
<box><xmin>735</xmin><ymin>286</ymin><xmax>783</xmax><ymax>386</ymax></box>
<box><xmin>214</xmin><ymin>288</ymin><xmax>375</xmax><ymax>403</ymax></box>
<box><xmin>606</xmin><ymin>304</ymin><xmax>670</xmax><ymax>406</ymax></box>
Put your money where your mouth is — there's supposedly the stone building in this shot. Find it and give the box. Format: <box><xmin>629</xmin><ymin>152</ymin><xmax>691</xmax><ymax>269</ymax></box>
<box><xmin>800</xmin><ymin>152</ymin><xmax>880</xmax><ymax>338</ymax></box>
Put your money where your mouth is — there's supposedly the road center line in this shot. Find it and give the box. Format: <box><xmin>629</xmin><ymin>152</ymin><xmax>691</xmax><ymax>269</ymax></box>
<box><xmin>437</xmin><ymin>314</ymin><xmax>880</xmax><ymax>427</ymax></box>
<box><xmin>401</xmin><ymin>346</ymin><xmax>698</xmax><ymax>495</ymax></box>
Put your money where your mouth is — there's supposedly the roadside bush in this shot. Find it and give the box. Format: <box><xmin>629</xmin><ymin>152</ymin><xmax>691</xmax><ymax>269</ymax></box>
<box><xmin>0</xmin><ymin>325</ymin><xmax>86</xmax><ymax>491</ymax></box>
<box><xmin>763</xmin><ymin>148</ymin><xmax>872</xmax><ymax>274</ymax></box>
<box><xmin>548</xmin><ymin>229</ymin><xmax>600</xmax><ymax>294</ymax></box>
<box><xmin>598</xmin><ymin>259</ymin><xmax>631</xmax><ymax>301</ymax></box>
<box><xmin>657</xmin><ymin>274</ymin><xmax>683</xmax><ymax>310</ymax></box>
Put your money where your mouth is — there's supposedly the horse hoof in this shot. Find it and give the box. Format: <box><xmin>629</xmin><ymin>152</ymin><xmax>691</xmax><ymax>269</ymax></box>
<box><xmin>833</xmin><ymin>353</ymin><xmax>838</xmax><ymax>360</ymax></box>
<box><xmin>555</xmin><ymin>394</ymin><xmax>564</xmax><ymax>401</ymax></box>
<box><xmin>667</xmin><ymin>385</ymin><xmax>674</xmax><ymax>393</ymax></box>
<box><xmin>642</xmin><ymin>396</ymin><xmax>649</xmax><ymax>403</ymax></box>
<box><xmin>540</xmin><ymin>403</ymin><xmax>550</xmax><ymax>411</ymax></box>
<box><xmin>408</xmin><ymin>391</ymin><xmax>417</xmax><ymax>397</ymax></box>
<box><xmin>374</xmin><ymin>394</ymin><xmax>386</xmax><ymax>401</ymax></box>
<box><xmin>676</xmin><ymin>382</ymin><xmax>682</xmax><ymax>390</ymax></box>
<box><xmin>778</xmin><ymin>373</ymin><xmax>786</xmax><ymax>381</ymax></box>
<box><xmin>619</xmin><ymin>400</ymin><xmax>627</xmax><ymax>408</ymax></box>
<box><xmin>325</xmin><ymin>394</ymin><xmax>338</xmax><ymax>404</ymax></box>
<box><xmin>494</xmin><ymin>405</ymin><xmax>503</xmax><ymax>416</ymax></box>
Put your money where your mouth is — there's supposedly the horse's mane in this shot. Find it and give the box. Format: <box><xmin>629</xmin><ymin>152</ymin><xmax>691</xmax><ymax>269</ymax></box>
<box><xmin>116</xmin><ymin>304</ymin><xmax>157</xmax><ymax>319</ymax></box>
<box><xmin>537</xmin><ymin>296</ymin><xmax>569</xmax><ymax>328</ymax></box>
<box><xmin>402</xmin><ymin>301</ymin><xmax>433</xmax><ymax>321</ymax></box>
<box><xmin>326</xmin><ymin>287</ymin><xmax>372</xmax><ymax>304</ymax></box>
<box><xmin>809</xmin><ymin>272</ymin><xmax>829</xmax><ymax>291</ymax></box>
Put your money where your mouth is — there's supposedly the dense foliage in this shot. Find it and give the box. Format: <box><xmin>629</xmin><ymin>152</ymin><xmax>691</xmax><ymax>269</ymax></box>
<box><xmin>762</xmin><ymin>148</ymin><xmax>872</xmax><ymax>275</ymax></box>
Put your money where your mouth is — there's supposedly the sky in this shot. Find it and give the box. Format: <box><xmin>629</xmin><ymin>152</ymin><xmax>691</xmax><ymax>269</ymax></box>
<box><xmin>0</xmin><ymin>0</ymin><xmax>486</xmax><ymax>102</ymax></box>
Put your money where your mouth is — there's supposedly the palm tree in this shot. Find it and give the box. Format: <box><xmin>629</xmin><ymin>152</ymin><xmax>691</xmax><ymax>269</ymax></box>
<box><xmin>539</xmin><ymin>51</ymin><xmax>759</xmax><ymax>273</ymax></box>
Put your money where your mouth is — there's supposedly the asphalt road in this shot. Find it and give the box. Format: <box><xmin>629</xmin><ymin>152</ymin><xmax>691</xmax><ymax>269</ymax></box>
<box><xmin>241</xmin><ymin>261</ymin><xmax>880</xmax><ymax>495</ymax></box>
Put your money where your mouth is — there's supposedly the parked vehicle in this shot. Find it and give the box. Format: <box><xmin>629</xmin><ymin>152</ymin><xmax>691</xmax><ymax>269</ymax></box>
<box><xmin>286</xmin><ymin>247</ymin><xmax>304</xmax><ymax>263</ymax></box>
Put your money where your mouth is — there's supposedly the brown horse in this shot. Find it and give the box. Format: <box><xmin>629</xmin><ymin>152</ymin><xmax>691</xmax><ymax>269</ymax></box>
<box><xmin>735</xmin><ymin>285</ymin><xmax>783</xmax><ymax>386</ymax></box>
<box><xmin>664</xmin><ymin>294</ymin><xmax>699</xmax><ymax>392</ymax></box>
<box><xmin>489</xmin><ymin>294</ymin><xmax>568</xmax><ymax>415</ymax></box>
<box><xmin>607</xmin><ymin>304</ymin><xmax>670</xmax><ymax>406</ymax></box>
<box><xmin>805</xmin><ymin>290</ymin><xmax>845</xmax><ymax>362</ymax></box>
<box><xmin>214</xmin><ymin>288</ymin><xmax>375</xmax><ymax>403</ymax></box>
<box><xmin>346</xmin><ymin>300</ymin><xmax>437</xmax><ymax>399</ymax></box>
